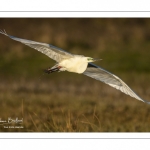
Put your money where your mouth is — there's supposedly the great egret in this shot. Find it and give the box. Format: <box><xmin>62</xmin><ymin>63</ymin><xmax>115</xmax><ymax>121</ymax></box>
<box><xmin>0</xmin><ymin>30</ymin><xmax>149</xmax><ymax>104</ymax></box>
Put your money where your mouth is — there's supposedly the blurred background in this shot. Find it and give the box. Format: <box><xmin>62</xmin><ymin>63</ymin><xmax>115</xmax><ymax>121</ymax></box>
<box><xmin>0</xmin><ymin>18</ymin><xmax>150</xmax><ymax>132</ymax></box>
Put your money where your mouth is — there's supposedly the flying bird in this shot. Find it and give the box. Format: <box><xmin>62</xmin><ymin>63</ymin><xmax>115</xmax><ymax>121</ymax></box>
<box><xmin>0</xmin><ymin>30</ymin><xmax>149</xmax><ymax>104</ymax></box>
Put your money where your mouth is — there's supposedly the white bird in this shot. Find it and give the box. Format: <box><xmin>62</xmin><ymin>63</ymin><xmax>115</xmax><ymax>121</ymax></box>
<box><xmin>0</xmin><ymin>30</ymin><xmax>149</xmax><ymax>104</ymax></box>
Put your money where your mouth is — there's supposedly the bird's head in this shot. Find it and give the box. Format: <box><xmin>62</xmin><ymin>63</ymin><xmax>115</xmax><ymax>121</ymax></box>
<box><xmin>86</xmin><ymin>57</ymin><xmax>102</xmax><ymax>62</ymax></box>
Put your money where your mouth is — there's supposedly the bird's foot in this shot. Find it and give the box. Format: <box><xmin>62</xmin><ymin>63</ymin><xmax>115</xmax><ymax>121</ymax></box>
<box><xmin>44</xmin><ymin>67</ymin><xmax>60</xmax><ymax>74</ymax></box>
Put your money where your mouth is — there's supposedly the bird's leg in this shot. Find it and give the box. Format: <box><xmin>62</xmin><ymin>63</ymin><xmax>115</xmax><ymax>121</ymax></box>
<box><xmin>44</xmin><ymin>67</ymin><xmax>59</xmax><ymax>74</ymax></box>
<box><xmin>44</xmin><ymin>66</ymin><xmax>62</xmax><ymax>74</ymax></box>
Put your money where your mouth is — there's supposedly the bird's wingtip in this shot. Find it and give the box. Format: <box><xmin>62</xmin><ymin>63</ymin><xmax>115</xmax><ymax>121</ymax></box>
<box><xmin>145</xmin><ymin>101</ymin><xmax>150</xmax><ymax>104</ymax></box>
<box><xmin>0</xmin><ymin>29</ymin><xmax>8</xmax><ymax>36</ymax></box>
<box><xmin>142</xmin><ymin>99</ymin><xmax>150</xmax><ymax>104</ymax></box>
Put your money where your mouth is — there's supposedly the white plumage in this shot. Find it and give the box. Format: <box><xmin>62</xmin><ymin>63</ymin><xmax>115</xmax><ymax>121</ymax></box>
<box><xmin>0</xmin><ymin>30</ymin><xmax>149</xmax><ymax>104</ymax></box>
<box><xmin>59</xmin><ymin>56</ymin><xmax>88</xmax><ymax>73</ymax></box>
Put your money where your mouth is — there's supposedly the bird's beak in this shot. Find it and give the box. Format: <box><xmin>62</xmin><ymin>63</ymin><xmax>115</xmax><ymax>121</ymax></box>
<box><xmin>93</xmin><ymin>58</ymin><xmax>102</xmax><ymax>62</ymax></box>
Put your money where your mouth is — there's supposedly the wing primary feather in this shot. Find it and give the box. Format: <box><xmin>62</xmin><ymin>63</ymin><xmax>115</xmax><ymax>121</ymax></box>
<box><xmin>84</xmin><ymin>63</ymin><xmax>150</xmax><ymax>104</ymax></box>
<box><xmin>0</xmin><ymin>30</ymin><xmax>73</xmax><ymax>62</ymax></box>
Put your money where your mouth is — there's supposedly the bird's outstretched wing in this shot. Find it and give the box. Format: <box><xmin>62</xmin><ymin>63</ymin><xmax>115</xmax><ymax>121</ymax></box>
<box><xmin>83</xmin><ymin>63</ymin><xmax>150</xmax><ymax>104</ymax></box>
<box><xmin>0</xmin><ymin>30</ymin><xmax>73</xmax><ymax>62</ymax></box>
